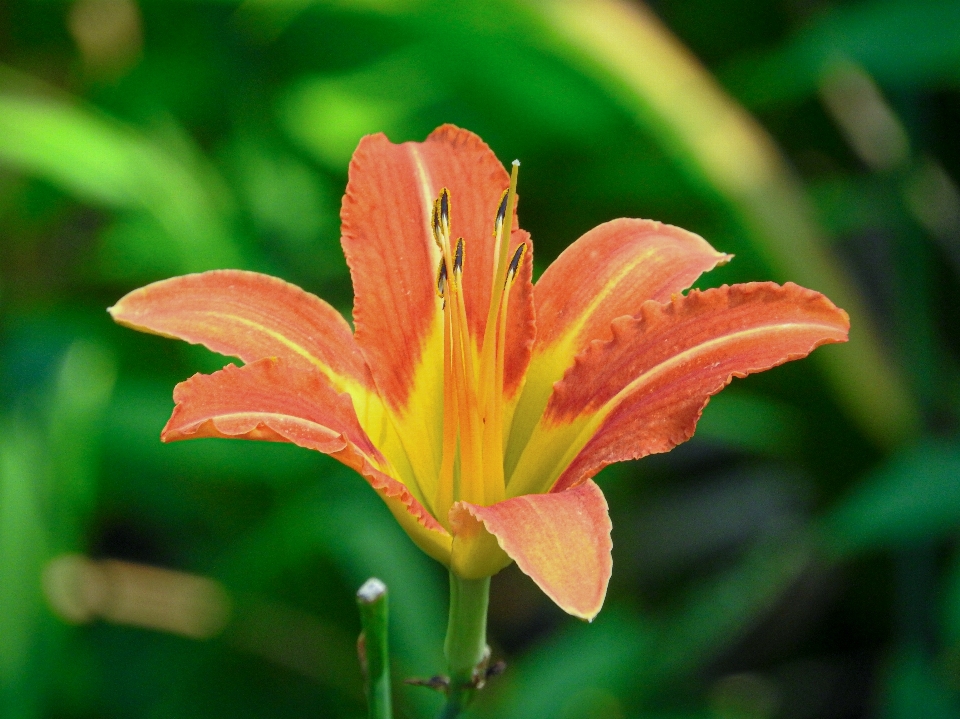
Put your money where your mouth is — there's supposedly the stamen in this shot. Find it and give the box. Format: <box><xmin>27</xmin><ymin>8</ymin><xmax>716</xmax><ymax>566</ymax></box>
<box><xmin>431</xmin><ymin>173</ymin><xmax>523</xmax><ymax>511</ymax></box>
<box><xmin>432</xmin><ymin>187</ymin><xmax>486</xmax><ymax>509</ymax></box>
<box><xmin>435</xmin><ymin>187</ymin><xmax>459</xmax><ymax>518</ymax></box>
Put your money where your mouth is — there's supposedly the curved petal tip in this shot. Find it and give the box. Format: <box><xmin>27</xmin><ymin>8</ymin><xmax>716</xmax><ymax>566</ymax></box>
<box><xmin>453</xmin><ymin>480</ymin><xmax>612</xmax><ymax>620</ymax></box>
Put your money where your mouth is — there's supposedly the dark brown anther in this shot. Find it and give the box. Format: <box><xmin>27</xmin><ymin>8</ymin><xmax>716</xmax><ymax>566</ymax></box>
<box><xmin>505</xmin><ymin>242</ymin><xmax>526</xmax><ymax>285</ymax></box>
<box><xmin>439</xmin><ymin>188</ymin><xmax>450</xmax><ymax>228</ymax></box>
<box><xmin>453</xmin><ymin>237</ymin><xmax>464</xmax><ymax>276</ymax></box>
<box><xmin>436</xmin><ymin>258</ymin><xmax>448</xmax><ymax>301</ymax></box>
<box><xmin>432</xmin><ymin>201</ymin><xmax>443</xmax><ymax>247</ymax></box>
<box><xmin>494</xmin><ymin>190</ymin><xmax>508</xmax><ymax>235</ymax></box>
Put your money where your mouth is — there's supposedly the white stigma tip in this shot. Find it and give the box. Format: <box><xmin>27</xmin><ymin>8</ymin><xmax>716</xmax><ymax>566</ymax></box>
<box><xmin>357</xmin><ymin>577</ymin><xmax>387</xmax><ymax>603</ymax></box>
<box><xmin>512</xmin><ymin>159</ymin><xmax>520</xmax><ymax>166</ymax></box>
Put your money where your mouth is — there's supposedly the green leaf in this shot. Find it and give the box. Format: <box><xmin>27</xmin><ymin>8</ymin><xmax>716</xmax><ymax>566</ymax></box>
<box><xmin>879</xmin><ymin>645</ymin><xmax>960</xmax><ymax>719</ymax></box>
<box><xmin>722</xmin><ymin>0</ymin><xmax>960</xmax><ymax>110</ymax></box>
<box><xmin>484</xmin><ymin>539</ymin><xmax>810</xmax><ymax>718</ymax></box>
<box><xmin>695</xmin><ymin>390</ymin><xmax>802</xmax><ymax>456</ymax></box>
<box><xmin>0</xmin><ymin>90</ymin><xmax>242</xmax><ymax>274</ymax></box>
<box><xmin>822</xmin><ymin>441</ymin><xmax>960</xmax><ymax>556</ymax></box>
<box><xmin>0</xmin><ymin>421</ymin><xmax>47</xmax><ymax>718</ymax></box>
<box><xmin>485</xmin><ymin>610</ymin><xmax>650</xmax><ymax>719</ymax></box>
<box><xmin>46</xmin><ymin>340</ymin><xmax>117</xmax><ymax>550</ymax></box>
<box><xmin>214</xmin><ymin>470</ymin><xmax>445</xmax><ymax>674</ymax></box>
<box><xmin>277</xmin><ymin>50</ymin><xmax>440</xmax><ymax>170</ymax></box>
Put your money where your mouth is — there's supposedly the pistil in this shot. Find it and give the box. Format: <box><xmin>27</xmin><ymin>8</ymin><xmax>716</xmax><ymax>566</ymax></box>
<box><xmin>477</xmin><ymin>162</ymin><xmax>520</xmax><ymax>504</ymax></box>
<box><xmin>478</xmin><ymin>162</ymin><xmax>519</xmax><ymax>418</ymax></box>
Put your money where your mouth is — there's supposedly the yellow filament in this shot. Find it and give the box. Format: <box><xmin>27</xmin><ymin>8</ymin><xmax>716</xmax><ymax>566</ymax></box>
<box><xmin>481</xmin><ymin>242</ymin><xmax>526</xmax><ymax>502</ymax></box>
<box><xmin>480</xmin><ymin>285</ymin><xmax>510</xmax><ymax>501</ymax></box>
<box><xmin>450</xmin><ymin>245</ymin><xmax>485</xmax><ymax>506</ymax></box>
<box><xmin>434</xmin><ymin>298</ymin><xmax>457</xmax><ymax>524</ymax></box>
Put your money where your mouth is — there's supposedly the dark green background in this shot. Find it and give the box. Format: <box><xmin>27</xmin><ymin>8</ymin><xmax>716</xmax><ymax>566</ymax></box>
<box><xmin>2</xmin><ymin>1</ymin><xmax>960</xmax><ymax>717</ymax></box>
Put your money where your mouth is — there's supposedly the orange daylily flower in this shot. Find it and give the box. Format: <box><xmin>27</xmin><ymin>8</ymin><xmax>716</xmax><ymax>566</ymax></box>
<box><xmin>110</xmin><ymin>125</ymin><xmax>849</xmax><ymax>621</ymax></box>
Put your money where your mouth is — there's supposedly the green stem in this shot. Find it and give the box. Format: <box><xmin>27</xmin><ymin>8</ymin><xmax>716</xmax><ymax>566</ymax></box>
<box><xmin>357</xmin><ymin>578</ymin><xmax>392</xmax><ymax>719</ymax></box>
<box><xmin>440</xmin><ymin>572</ymin><xmax>490</xmax><ymax>719</ymax></box>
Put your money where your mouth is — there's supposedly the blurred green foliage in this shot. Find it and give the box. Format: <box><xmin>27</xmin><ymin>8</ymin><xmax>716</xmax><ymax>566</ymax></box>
<box><xmin>1</xmin><ymin>0</ymin><xmax>960</xmax><ymax>717</ymax></box>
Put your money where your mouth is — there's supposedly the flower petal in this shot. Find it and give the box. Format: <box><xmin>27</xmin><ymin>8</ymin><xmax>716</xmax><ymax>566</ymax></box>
<box><xmin>509</xmin><ymin>282</ymin><xmax>849</xmax><ymax>496</ymax></box>
<box><xmin>164</xmin><ymin>357</ymin><xmax>452</xmax><ymax>564</ymax></box>
<box><xmin>450</xmin><ymin>480</ymin><xmax>612</xmax><ymax>620</ymax></box>
<box><xmin>506</xmin><ymin>219</ymin><xmax>729</xmax><ymax>476</ymax></box>
<box><xmin>109</xmin><ymin>270</ymin><xmax>371</xmax><ymax>390</ymax></box>
<box><xmin>341</xmin><ymin>125</ymin><xmax>534</xmax><ymax>494</ymax></box>
<box><xmin>108</xmin><ymin>270</ymin><xmax>414</xmax><ymax>486</ymax></box>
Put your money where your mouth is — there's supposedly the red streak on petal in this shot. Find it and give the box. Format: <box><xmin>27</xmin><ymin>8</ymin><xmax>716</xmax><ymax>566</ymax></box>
<box><xmin>342</xmin><ymin>133</ymin><xmax>440</xmax><ymax>409</ymax></box>
<box><xmin>342</xmin><ymin>125</ymin><xmax>534</xmax><ymax>408</ymax></box>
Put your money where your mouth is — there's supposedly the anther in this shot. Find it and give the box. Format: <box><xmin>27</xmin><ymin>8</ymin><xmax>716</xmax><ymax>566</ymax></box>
<box><xmin>505</xmin><ymin>242</ymin><xmax>526</xmax><ymax>285</ymax></box>
<box><xmin>494</xmin><ymin>190</ymin><xmax>508</xmax><ymax>236</ymax></box>
<box><xmin>453</xmin><ymin>237</ymin><xmax>464</xmax><ymax>276</ymax></box>
<box><xmin>438</xmin><ymin>188</ymin><xmax>450</xmax><ymax>235</ymax></box>
<box><xmin>432</xmin><ymin>202</ymin><xmax>443</xmax><ymax>248</ymax></box>
<box><xmin>436</xmin><ymin>258</ymin><xmax>447</xmax><ymax>300</ymax></box>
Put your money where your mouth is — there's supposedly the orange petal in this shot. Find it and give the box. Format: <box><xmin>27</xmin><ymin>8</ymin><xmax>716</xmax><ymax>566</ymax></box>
<box><xmin>515</xmin><ymin>283</ymin><xmax>849</xmax><ymax>495</ymax></box>
<box><xmin>164</xmin><ymin>358</ymin><xmax>452</xmax><ymax>563</ymax></box>
<box><xmin>108</xmin><ymin>270</ymin><xmax>373</xmax><ymax>392</ymax></box>
<box><xmin>342</xmin><ymin>125</ymin><xmax>534</xmax><ymax>408</ymax></box>
<box><xmin>450</xmin><ymin>480</ymin><xmax>612</xmax><ymax>620</ymax></box>
<box><xmin>506</xmin><ymin>219</ymin><xmax>729</xmax><ymax>476</ymax></box>
<box><xmin>107</xmin><ymin>270</ymin><xmax>415</xmax><ymax>482</ymax></box>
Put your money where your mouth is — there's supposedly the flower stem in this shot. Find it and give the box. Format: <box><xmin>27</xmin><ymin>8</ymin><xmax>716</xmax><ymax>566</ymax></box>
<box><xmin>440</xmin><ymin>572</ymin><xmax>490</xmax><ymax>718</ymax></box>
<box><xmin>357</xmin><ymin>578</ymin><xmax>392</xmax><ymax>719</ymax></box>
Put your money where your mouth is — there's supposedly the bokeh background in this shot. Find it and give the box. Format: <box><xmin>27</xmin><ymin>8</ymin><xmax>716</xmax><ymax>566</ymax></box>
<box><xmin>2</xmin><ymin>0</ymin><xmax>960</xmax><ymax>717</ymax></box>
